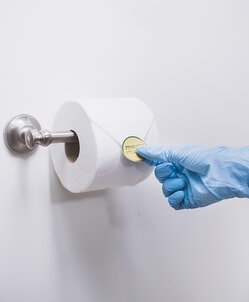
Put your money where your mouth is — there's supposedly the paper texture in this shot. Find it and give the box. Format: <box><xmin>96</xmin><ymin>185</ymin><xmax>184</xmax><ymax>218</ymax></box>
<box><xmin>50</xmin><ymin>98</ymin><xmax>159</xmax><ymax>193</ymax></box>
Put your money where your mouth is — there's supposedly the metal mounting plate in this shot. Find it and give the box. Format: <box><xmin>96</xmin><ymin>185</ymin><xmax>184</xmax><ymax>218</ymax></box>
<box><xmin>4</xmin><ymin>114</ymin><xmax>41</xmax><ymax>153</ymax></box>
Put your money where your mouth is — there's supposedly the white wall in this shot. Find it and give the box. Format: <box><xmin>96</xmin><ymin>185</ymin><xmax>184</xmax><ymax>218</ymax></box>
<box><xmin>1</xmin><ymin>0</ymin><xmax>249</xmax><ymax>301</ymax></box>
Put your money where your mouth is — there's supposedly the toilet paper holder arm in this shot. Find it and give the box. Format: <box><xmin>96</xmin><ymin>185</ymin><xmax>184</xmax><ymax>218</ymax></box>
<box><xmin>3</xmin><ymin>114</ymin><xmax>78</xmax><ymax>154</ymax></box>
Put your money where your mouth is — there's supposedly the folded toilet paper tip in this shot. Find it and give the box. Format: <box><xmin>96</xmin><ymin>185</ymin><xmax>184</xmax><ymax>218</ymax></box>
<box><xmin>51</xmin><ymin>98</ymin><xmax>159</xmax><ymax>193</ymax></box>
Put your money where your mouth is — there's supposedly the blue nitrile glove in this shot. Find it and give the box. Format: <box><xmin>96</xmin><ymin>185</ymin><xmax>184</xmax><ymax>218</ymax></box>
<box><xmin>136</xmin><ymin>145</ymin><xmax>249</xmax><ymax>210</ymax></box>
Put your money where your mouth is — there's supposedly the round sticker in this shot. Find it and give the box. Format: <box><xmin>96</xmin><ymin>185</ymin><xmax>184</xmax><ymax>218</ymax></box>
<box><xmin>122</xmin><ymin>136</ymin><xmax>147</xmax><ymax>162</ymax></box>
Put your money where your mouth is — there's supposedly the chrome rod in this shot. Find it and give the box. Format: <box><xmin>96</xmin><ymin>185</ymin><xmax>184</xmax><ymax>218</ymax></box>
<box><xmin>50</xmin><ymin>131</ymin><xmax>77</xmax><ymax>144</ymax></box>
<box><xmin>25</xmin><ymin>129</ymin><xmax>78</xmax><ymax>149</ymax></box>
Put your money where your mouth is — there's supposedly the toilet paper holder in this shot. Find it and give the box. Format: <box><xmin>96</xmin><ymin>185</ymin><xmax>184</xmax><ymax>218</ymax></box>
<box><xmin>3</xmin><ymin>114</ymin><xmax>78</xmax><ymax>154</ymax></box>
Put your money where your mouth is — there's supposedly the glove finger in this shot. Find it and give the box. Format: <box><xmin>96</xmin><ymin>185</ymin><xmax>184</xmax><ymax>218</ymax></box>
<box><xmin>137</xmin><ymin>145</ymin><xmax>209</xmax><ymax>173</ymax></box>
<box><xmin>154</xmin><ymin>163</ymin><xmax>174</xmax><ymax>183</ymax></box>
<box><xmin>168</xmin><ymin>191</ymin><xmax>185</xmax><ymax>210</ymax></box>
<box><xmin>136</xmin><ymin>146</ymin><xmax>168</xmax><ymax>165</ymax></box>
<box><xmin>167</xmin><ymin>145</ymin><xmax>211</xmax><ymax>173</ymax></box>
<box><xmin>173</xmin><ymin>163</ymin><xmax>185</xmax><ymax>173</ymax></box>
<box><xmin>142</xmin><ymin>159</ymin><xmax>164</xmax><ymax>167</ymax></box>
<box><xmin>162</xmin><ymin>178</ymin><xmax>186</xmax><ymax>197</ymax></box>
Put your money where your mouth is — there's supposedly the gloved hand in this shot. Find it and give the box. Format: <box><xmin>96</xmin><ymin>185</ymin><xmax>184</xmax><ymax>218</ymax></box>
<box><xmin>136</xmin><ymin>145</ymin><xmax>249</xmax><ymax>210</ymax></box>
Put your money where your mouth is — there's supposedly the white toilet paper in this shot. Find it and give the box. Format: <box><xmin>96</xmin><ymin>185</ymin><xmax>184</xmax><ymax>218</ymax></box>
<box><xmin>50</xmin><ymin>98</ymin><xmax>159</xmax><ymax>193</ymax></box>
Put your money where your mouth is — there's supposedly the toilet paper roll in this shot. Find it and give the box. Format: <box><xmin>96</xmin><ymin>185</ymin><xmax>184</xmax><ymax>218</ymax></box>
<box><xmin>50</xmin><ymin>98</ymin><xmax>159</xmax><ymax>193</ymax></box>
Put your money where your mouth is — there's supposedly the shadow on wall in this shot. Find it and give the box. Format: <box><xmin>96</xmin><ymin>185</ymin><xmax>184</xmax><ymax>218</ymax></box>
<box><xmin>49</xmin><ymin>158</ymin><xmax>131</xmax><ymax>302</ymax></box>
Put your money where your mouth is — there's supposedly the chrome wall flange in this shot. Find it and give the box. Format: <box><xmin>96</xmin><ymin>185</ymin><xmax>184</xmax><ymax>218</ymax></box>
<box><xmin>3</xmin><ymin>114</ymin><xmax>77</xmax><ymax>154</ymax></box>
<box><xmin>4</xmin><ymin>114</ymin><xmax>41</xmax><ymax>153</ymax></box>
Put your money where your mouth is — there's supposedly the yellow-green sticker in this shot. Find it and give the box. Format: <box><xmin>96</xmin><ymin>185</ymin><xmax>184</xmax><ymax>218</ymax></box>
<box><xmin>122</xmin><ymin>136</ymin><xmax>147</xmax><ymax>162</ymax></box>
